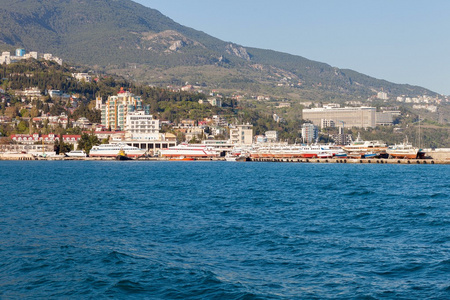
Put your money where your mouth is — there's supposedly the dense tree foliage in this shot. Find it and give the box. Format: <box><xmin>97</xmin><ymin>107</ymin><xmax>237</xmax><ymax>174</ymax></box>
<box><xmin>77</xmin><ymin>133</ymin><xmax>100</xmax><ymax>154</ymax></box>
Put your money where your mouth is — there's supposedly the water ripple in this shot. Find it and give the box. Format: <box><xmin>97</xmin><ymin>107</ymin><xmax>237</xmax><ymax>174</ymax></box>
<box><xmin>0</xmin><ymin>161</ymin><xmax>449</xmax><ymax>299</ymax></box>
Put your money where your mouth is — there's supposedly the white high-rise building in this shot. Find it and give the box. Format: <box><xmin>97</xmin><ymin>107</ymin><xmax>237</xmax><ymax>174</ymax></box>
<box><xmin>125</xmin><ymin>111</ymin><xmax>160</xmax><ymax>140</ymax></box>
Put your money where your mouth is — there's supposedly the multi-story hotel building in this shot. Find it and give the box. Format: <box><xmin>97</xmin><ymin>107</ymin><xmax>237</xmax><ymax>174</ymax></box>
<box><xmin>302</xmin><ymin>106</ymin><xmax>377</xmax><ymax>129</ymax></box>
<box><xmin>125</xmin><ymin>111</ymin><xmax>160</xmax><ymax>141</ymax></box>
<box><xmin>101</xmin><ymin>88</ymin><xmax>143</xmax><ymax>131</ymax></box>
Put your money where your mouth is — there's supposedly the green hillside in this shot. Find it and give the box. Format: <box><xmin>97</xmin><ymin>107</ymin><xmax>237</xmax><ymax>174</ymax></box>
<box><xmin>0</xmin><ymin>0</ymin><xmax>438</xmax><ymax>101</ymax></box>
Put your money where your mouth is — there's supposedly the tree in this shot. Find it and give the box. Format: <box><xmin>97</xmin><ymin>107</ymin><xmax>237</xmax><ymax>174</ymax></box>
<box><xmin>17</xmin><ymin>120</ymin><xmax>29</xmax><ymax>133</ymax></box>
<box><xmin>77</xmin><ymin>133</ymin><xmax>100</xmax><ymax>154</ymax></box>
<box><xmin>5</xmin><ymin>106</ymin><xmax>18</xmax><ymax>118</ymax></box>
<box><xmin>54</xmin><ymin>134</ymin><xmax>72</xmax><ymax>154</ymax></box>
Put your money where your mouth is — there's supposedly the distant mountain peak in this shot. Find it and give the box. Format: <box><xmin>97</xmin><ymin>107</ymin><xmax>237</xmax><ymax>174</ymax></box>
<box><xmin>0</xmin><ymin>0</ymin><xmax>437</xmax><ymax>100</ymax></box>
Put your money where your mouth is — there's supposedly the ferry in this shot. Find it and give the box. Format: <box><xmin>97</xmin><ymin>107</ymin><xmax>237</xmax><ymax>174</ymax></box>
<box><xmin>89</xmin><ymin>143</ymin><xmax>147</xmax><ymax>158</ymax></box>
<box><xmin>159</xmin><ymin>143</ymin><xmax>219</xmax><ymax>158</ymax></box>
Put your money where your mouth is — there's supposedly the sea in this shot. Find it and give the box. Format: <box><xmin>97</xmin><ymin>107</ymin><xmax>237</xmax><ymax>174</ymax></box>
<box><xmin>0</xmin><ymin>161</ymin><xmax>449</xmax><ymax>299</ymax></box>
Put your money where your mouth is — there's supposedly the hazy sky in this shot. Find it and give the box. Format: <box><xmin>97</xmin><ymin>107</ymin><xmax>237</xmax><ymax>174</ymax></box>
<box><xmin>134</xmin><ymin>0</ymin><xmax>450</xmax><ymax>95</ymax></box>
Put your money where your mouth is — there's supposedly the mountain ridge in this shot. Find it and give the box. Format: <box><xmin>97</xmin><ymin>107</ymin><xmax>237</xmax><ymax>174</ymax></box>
<box><xmin>0</xmin><ymin>0</ymin><xmax>437</xmax><ymax>101</ymax></box>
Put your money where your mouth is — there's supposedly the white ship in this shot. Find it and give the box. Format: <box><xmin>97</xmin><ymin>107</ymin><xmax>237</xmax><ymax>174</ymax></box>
<box><xmin>249</xmin><ymin>144</ymin><xmax>345</xmax><ymax>159</ymax></box>
<box><xmin>387</xmin><ymin>137</ymin><xmax>424</xmax><ymax>159</ymax></box>
<box><xmin>342</xmin><ymin>133</ymin><xmax>387</xmax><ymax>156</ymax></box>
<box><xmin>65</xmin><ymin>150</ymin><xmax>87</xmax><ymax>157</ymax></box>
<box><xmin>159</xmin><ymin>143</ymin><xmax>219</xmax><ymax>158</ymax></box>
<box><xmin>89</xmin><ymin>143</ymin><xmax>147</xmax><ymax>158</ymax></box>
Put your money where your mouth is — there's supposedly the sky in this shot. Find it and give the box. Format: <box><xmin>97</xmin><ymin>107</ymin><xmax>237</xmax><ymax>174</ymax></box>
<box><xmin>134</xmin><ymin>0</ymin><xmax>450</xmax><ymax>95</ymax></box>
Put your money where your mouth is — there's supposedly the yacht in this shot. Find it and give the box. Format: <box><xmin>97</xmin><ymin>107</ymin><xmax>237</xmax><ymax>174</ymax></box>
<box><xmin>65</xmin><ymin>150</ymin><xmax>87</xmax><ymax>157</ymax></box>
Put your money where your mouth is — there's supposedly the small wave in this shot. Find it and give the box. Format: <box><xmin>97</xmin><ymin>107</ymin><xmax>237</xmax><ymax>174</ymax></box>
<box><xmin>432</xmin><ymin>259</ymin><xmax>450</xmax><ymax>273</ymax></box>
<box><xmin>102</xmin><ymin>250</ymin><xmax>136</xmax><ymax>265</ymax></box>
<box><xmin>111</xmin><ymin>279</ymin><xmax>146</xmax><ymax>293</ymax></box>
<box><xmin>355</xmin><ymin>212</ymin><xmax>371</xmax><ymax>219</ymax></box>
<box><xmin>372</xmin><ymin>263</ymin><xmax>425</xmax><ymax>277</ymax></box>
<box><xmin>402</xmin><ymin>212</ymin><xmax>427</xmax><ymax>218</ymax></box>
<box><xmin>343</xmin><ymin>190</ymin><xmax>375</xmax><ymax>196</ymax></box>
<box><xmin>430</xmin><ymin>192</ymin><xmax>448</xmax><ymax>199</ymax></box>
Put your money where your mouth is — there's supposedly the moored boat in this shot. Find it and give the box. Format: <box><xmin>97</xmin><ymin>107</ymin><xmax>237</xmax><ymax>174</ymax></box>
<box><xmin>387</xmin><ymin>137</ymin><xmax>423</xmax><ymax>159</ymax></box>
<box><xmin>115</xmin><ymin>149</ymin><xmax>133</xmax><ymax>160</ymax></box>
<box><xmin>90</xmin><ymin>143</ymin><xmax>147</xmax><ymax>158</ymax></box>
<box><xmin>225</xmin><ymin>153</ymin><xmax>247</xmax><ymax>161</ymax></box>
<box><xmin>169</xmin><ymin>156</ymin><xmax>195</xmax><ymax>161</ymax></box>
<box><xmin>65</xmin><ymin>150</ymin><xmax>87</xmax><ymax>157</ymax></box>
<box><xmin>160</xmin><ymin>143</ymin><xmax>219</xmax><ymax>158</ymax></box>
<box><xmin>342</xmin><ymin>133</ymin><xmax>387</xmax><ymax>157</ymax></box>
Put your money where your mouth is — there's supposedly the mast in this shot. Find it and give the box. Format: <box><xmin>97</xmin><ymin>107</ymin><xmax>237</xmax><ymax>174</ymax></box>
<box><xmin>418</xmin><ymin>115</ymin><xmax>421</xmax><ymax>149</ymax></box>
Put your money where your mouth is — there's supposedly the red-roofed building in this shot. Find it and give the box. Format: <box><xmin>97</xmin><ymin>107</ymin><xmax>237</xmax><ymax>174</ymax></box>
<box><xmin>10</xmin><ymin>133</ymin><xmax>80</xmax><ymax>145</ymax></box>
<box><xmin>62</xmin><ymin>135</ymin><xmax>81</xmax><ymax>144</ymax></box>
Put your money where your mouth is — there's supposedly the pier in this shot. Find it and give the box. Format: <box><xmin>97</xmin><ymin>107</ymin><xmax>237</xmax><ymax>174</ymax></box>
<box><xmin>249</xmin><ymin>157</ymin><xmax>450</xmax><ymax>165</ymax></box>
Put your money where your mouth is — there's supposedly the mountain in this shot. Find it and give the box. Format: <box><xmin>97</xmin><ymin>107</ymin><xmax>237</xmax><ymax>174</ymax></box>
<box><xmin>0</xmin><ymin>0</ymin><xmax>438</xmax><ymax>102</ymax></box>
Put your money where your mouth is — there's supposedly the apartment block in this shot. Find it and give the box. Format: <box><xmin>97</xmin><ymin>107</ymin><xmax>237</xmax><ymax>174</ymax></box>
<box><xmin>229</xmin><ymin>124</ymin><xmax>253</xmax><ymax>145</ymax></box>
<box><xmin>101</xmin><ymin>88</ymin><xmax>143</xmax><ymax>131</ymax></box>
<box><xmin>303</xmin><ymin>106</ymin><xmax>376</xmax><ymax>129</ymax></box>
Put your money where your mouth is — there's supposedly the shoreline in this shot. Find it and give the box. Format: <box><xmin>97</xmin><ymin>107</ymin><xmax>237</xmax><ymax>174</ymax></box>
<box><xmin>1</xmin><ymin>154</ymin><xmax>449</xmax><ymax>164</ymax></box>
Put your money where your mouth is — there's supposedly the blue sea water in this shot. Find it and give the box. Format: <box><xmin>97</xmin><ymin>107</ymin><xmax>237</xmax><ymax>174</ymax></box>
<box><xmin>0</xmin><ymin>161</ymin><xmax>449</xmax><ymax>299</ymax></box>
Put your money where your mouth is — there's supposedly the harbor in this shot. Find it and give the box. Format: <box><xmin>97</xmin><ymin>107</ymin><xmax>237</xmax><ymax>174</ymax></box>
<box><xmin>1</xmin><ymin>152</ymin><xmax>450</xmax><ymax>164</ymax></box>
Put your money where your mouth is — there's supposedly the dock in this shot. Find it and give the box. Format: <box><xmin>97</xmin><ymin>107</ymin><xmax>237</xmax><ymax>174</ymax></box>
<box><xmin>249</xmin><ymin>157</ymin><xmax>450</xmax><ymax>164</ymax></box>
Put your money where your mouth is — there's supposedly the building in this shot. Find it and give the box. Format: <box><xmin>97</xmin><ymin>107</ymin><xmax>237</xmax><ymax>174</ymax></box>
<box><xmin>125</xmin><ymin>111</ymin><xmax>160</xmax><ymax>140</ymax></box>
<box><xmin>321</xmin><ymin>119</ymin><xmax>336</xmax><ymax>128</ymax></box>
<box><xmin>301</xmin><ymin>123</ymin><xmax>318</xmax><ymax>144</ymax></box>
<box><xmin>331</xmin><ymin>126</ymin><xmax>352</xmax><ymax>145</ymax></box>
<box><xmin>229</xmin><ymin>124</ymin><xmax>253</xmax><ymax>145</ymax></box>
<box><xmin>375</xmin><ymin>111</ymin><xmax>394</xmax><ymax>126</ymax></box>
<box><xmin>15</xmin><ymin>48</ymin><xmax>26</xmax><ymax>57</ymax></box>
<box><xmin>95</xmin><ymin>96</ymin><xmax>103</xmax><ymax>110</ymax></box>
<box><xmin>377</xmin><ymin>91</ymin><xmax>389</xmax><ymax>100</ymax></box>
<box><xmin>207</xmin><ymin>97</ymin><xmax>222</xmax><ymax>107</ymax></box>
<box><xmin>43</xmin><ymin>53</ymin><xmax>63</xmax><ymax>65</ymax></box>
<box><xmin>72</xmin><ymin>73</ymin><xmax>92</xmax><ymax>83</ymax></box>
<box><xmin>101</xmin><ymin>88</ymin><xmax>143</xmax><ymax>131</ymax></box>
<box><xmin>0</xmin><ymin>52</ymin><xmax>12</xmax><ymax>64</ymax></box>
<box><xmin>10</xmin><ymin>133</ymin><xmax>80</xmax><ymax>145</ymax></box>
<box><xmin>265</xmin><ymin>131</ymin><xmax>278</xmax><ymax>142</ymax></box>
<box><xmin>72</xmin><ymin>117</ymin><xmax>92</xmax><ymax>129</ymax></box>
<box><xmin>15</xmin><ymin>87</ymin><xmax>42</xmax><ymax>100</ymax></box>
<box><xmin>92</xmin><ymin>131</ymin><xmax>125</xmax><ymax>142</ymax></box>
<box><xmin>303</xmin><ymin>106</ymin><xmax>377</xmax><ymax>129</ymax></box>
<box><xmin>47</xmin><ymin>90</ymin><xmax>70</xmax><ymax>99</ymax></box>
<box><xmin>184</xmin><ymin>127</ymin><xmax>205</xmax><ymax>142</ymax></box>
<box><xmin>255</xmin><ymin>135</ymin><xmax>268</xmax><ymax>143</ymax></box>
<box><xmin>0</xmin><ymin>50</ymin><xmax>61</xmax><ymax>65</ymax></box>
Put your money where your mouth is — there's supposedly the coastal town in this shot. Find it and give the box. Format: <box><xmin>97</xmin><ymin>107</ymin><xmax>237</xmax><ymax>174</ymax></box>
<box><xmin>0</xmin><ymin>49</ymin><xmax>449</xmax><ymax>163</ymax></box>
